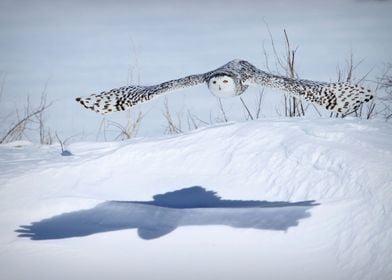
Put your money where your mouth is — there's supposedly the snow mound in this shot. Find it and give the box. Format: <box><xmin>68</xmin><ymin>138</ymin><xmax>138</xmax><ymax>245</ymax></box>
<box><xmin>0</xmin><ymin>118</ymin><xmax>391</xmax><ymax>280</ymax></box>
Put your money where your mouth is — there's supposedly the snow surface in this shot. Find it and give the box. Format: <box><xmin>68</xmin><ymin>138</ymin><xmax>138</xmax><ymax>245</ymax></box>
<box><xmin>0</xmin><ymin>118</ymin><xmax>391</xmax><ymax>280</ymax></box>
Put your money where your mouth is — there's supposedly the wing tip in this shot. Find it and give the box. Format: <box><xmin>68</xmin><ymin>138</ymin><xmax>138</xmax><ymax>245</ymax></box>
<box><xmin>76</xmin><ymin>95</ymin><xmax>120</xmax><ymax>115</ymax></box>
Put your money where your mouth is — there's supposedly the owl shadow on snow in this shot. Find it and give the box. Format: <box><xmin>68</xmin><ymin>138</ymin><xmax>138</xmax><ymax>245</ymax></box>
<box><xmin>16</xmin><ymin>186</ymin><xmax>319</xmax><ymax>240</ymax></box>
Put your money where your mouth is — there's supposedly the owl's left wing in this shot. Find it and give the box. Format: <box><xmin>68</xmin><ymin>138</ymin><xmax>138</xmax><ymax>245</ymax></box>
<box><xmin>76</xmin><ymin>73</ymin><xmax>208</xmax><ymax>115</ymax></box>
<box><xmin>244</xmin><ymin>65</ymin><xmax>374</xmax><ymax>114</ymax></box>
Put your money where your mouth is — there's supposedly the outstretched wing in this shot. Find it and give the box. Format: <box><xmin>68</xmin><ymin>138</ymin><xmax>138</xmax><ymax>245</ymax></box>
<box><xmin>76</xmin><ymin>73</ymin><xmax>207</xmax><ymax>114</ymax></box>
<box><xmin>245</xmin><ymin>66</ymin><xmax>374</xmax><ymax>114</ymax></box>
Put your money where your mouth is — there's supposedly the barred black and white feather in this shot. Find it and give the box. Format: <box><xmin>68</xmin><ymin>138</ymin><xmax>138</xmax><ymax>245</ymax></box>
<box><xmin>76</xmin><ymin>74</ymin><xmax>207</xmax><ymax>114</ymax></box>
<box><xmin>245</xmin><ymin>64</ymin><xmax>374</xmax><ymax>114</ymax></box>
<box><xmin>76</xmin><ymin>59</ymin><xmax>374</xmax><ymax>115</ymax></box>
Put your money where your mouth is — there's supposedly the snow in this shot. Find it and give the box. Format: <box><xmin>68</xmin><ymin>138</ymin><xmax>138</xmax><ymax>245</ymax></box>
<box><xmin>1</xmin><ymin>118</ymin><xmax>391</xmax><ymax>280</ymax></box>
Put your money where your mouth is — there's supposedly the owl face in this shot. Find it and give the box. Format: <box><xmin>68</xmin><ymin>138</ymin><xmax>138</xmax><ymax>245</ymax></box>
<box><xmin>208</xmin><ymin>75</ymin><xmax>237</xmax><ymax>98</ymax></box>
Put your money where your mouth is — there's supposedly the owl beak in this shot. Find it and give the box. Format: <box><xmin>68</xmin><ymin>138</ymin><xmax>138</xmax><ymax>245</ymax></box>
<box><xmin>219</xmin><ymin>86</ymin><xmax>221</xmax><ymax>90</ymax></box>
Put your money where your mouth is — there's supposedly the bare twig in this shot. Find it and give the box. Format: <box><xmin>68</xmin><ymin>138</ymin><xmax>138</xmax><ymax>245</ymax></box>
<box><xmin>263</xmin><ymin>20</ymin><xmax>286</xmax><ymax>73</ymax></box>
<box><xmin>162</xmin><ymin>97</ymin><xmax>182</xmax><ymax>134</ymax></box>
<box><xmin>346</xmin><ymin>52</ymin><xmax>354</xmax><ymax>82</ymax></box>
<box><xmin>284</xmin><ymin>29</ymin><xmax>297</xmax><ymax>79</ymax></box>
<box><xmin>109</xmin><ymin>110</ymin><xmax>144</xmax><ymax>140</ymax></box>
<box><xmin>127</xmin><ymin>38</ymin><xmax>142</xmax><ymax>85</ymax></box>
<box><xmin>96</xmin><ymin>117</ymin><xmax>107</xmax><ymax>141</ymax></box>
<box><xmin>217</xmin><ymin>98</ymin><xmax>228</xmax><ymax>122</ymax></box>
<box><xmin>55</xmin><ymin>132</ymin><xmax>77</xmax><ymax>155</ymax></box>
<box><xmin>189</xmin><ymin>112</ymin><xmax>210</xmax><ymax>126</ymax></box>
<box><xmin>262</xmin><ymin>40</ymin><xmax>272</xmax><ymax>73</ymax></box>
<box><xmin>375</xmin><ymin>63</ymin><xmax>392</xmax><ymax>120</ymax></box>
<box><xmin>55</xmin><ymin>132</ymin><xmax>65</xmax><ymax>153</ymax></box>
<box><xmin>186</xmin><ymin>110</ymin><xmax>199</xmax><ymax>130</ymax></box>
<box><xmin>254</xmin><ymin>89</ymin><xmax>264</xmax><ymax>118</ymax></box>
<box><xmin>35</xmin><ymin>85</ymin><xmax>53</xmax><ymax>144</ymax></box>
<box><xmin>282</xmin><ymin>29</ymin><xmax>304</xmax><ymax>117</ymax></box>
<box><xmin>263</xmin><ymin>25</ymin><xmax>305</xmax><ymax>117</ymax></box>
<box><xmin>240</xmin><ymin>97</ymin><xmax>254</xmax><ymax>120</ymax></box>
<box><xmin>0</xmin><ymin>93</ymin><xmax>53</xmax><ymax>144</ymax></box>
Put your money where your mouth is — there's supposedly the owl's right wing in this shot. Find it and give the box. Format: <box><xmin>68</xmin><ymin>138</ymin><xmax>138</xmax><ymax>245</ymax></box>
<box><xmin>76</xmin><ymin>73</ymin><xmax>208</xmax><ymax>114</ymax></box>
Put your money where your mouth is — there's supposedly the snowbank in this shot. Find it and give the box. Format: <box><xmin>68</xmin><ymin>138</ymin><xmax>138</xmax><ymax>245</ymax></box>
<box><xmin>0</xmin><ymin>118</ymin><xmax>391</xmax><ymax>280</ymax></box>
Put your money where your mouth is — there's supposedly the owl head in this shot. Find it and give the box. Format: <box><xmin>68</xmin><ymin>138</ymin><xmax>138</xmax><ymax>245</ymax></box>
<box><xmin>207</xmin><ymin>75</ymin><xmax>237</xmax><ymax>98</ymax></box>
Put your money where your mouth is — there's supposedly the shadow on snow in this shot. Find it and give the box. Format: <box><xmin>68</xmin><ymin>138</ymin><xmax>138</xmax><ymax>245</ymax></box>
<box><xmin>16</xmin><ymin>186</ymin><xmax>318</xmax><ymax>240</ymax></box>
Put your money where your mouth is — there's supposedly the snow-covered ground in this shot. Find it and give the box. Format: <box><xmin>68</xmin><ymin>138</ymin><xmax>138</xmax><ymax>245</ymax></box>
<box><xmin>0</xmin><ymin>118</ymin><xmax>391</xmax><ymax>280</ymax></box>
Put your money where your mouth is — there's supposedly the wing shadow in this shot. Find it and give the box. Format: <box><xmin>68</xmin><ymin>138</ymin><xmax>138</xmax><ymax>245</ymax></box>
<box><xmin>16</xmin><ymin>186</ymin><xmax>319</xmax><ymax>240</ymax></box>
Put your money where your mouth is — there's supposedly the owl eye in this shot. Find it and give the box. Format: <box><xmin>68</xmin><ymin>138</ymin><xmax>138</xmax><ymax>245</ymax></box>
<box><xmin>212</xmin><ymin>81</ymin><xmax>217</xmax><ymax>84</ymax></box>
<box><xmin>223</xmin><ymin>80</ymin><xmax>228</xmax><ymax>83</ymax></box>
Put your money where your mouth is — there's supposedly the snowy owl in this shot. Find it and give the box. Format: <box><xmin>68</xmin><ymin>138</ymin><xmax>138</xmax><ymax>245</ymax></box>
<box><xmin>76</xmin><ymin>59</ymin><xmax>373</xmax><ymax>115</ymax></box>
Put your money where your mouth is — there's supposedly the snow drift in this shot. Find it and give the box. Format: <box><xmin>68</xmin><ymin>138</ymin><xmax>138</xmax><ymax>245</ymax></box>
<box><xmin>0</xmin><ymin>118</ymin><xmax>391</xmax><ymax>280</ymax></box>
